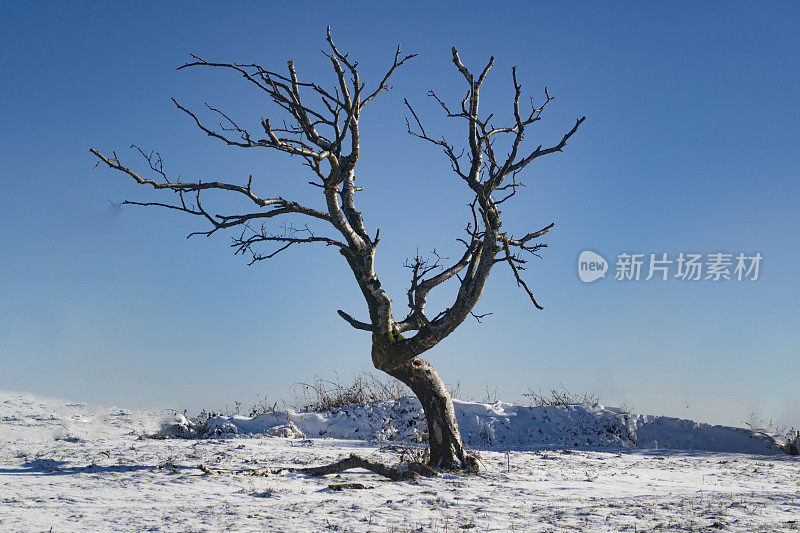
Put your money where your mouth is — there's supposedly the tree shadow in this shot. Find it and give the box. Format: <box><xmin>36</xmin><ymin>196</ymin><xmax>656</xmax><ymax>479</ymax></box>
<box><xmin>0</xmin><ymin>459</ymin><xmax>195</xmax><ymax>476</ymax></box>
<box><xmin>474</xmin><ymin>444</ymin><xmax>795</xmax><ymax>460</ymax></box>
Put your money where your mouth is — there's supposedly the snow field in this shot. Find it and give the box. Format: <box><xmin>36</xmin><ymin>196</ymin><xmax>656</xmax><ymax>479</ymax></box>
<box><xmin>1</xmin><ymin>392</ymin><xmax>798</xmax><ymax>532</ymax></box>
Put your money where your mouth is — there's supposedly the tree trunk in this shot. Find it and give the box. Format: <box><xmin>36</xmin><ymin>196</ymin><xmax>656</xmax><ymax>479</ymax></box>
<box><xmin>377</xmin><ymin>357</ymin><xmax>469</xmax><ymax>469</ymax></box>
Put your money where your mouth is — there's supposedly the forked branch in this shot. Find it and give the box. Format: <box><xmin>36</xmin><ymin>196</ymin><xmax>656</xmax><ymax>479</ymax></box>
<box><xmin>392</xmin><ymin>49</ymin><xmax>583</xmax><ymax>354</ymax></box>
<box><xmin>91</xmin><ymin>30</ymin><xmax>416</xmax><ymax>263</ymax></box>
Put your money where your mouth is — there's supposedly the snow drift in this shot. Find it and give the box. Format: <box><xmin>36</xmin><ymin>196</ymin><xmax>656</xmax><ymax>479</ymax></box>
<box><xmin>163</xmin><ymin>397</ymin><xmax>795</xmax><ymax>455</ymax></box>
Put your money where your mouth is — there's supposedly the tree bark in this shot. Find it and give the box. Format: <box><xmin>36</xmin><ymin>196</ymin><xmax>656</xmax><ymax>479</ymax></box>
<box><xmin>376</xmin><ymin>356</ymin><xmax>468</xmax><ymax>469</ymax></box>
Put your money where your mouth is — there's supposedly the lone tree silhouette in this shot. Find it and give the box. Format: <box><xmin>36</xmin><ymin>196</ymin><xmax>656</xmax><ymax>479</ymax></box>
<box><xmin>91</xmin><ymin>29</ymin><xmax>584</xmax><ymax>469</ymax></box>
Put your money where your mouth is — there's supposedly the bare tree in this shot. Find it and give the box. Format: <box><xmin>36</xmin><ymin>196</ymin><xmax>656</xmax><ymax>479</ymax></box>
<box><xmin>90</xmin><ymin>29</ymin><xmax>584</xmax><ymax>469</ymax></box>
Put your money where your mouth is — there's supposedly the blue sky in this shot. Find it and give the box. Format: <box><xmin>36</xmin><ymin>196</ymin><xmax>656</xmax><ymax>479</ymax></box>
<box><xmin>1</xmin><ymin>2</ymin><xmax>798</xmax><ymax>428</ymax></box>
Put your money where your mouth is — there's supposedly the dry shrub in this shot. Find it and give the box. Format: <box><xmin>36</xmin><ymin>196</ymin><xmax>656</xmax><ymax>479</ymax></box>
<box><xmin>294</xmin><ymin>371</ymin><xmax>411</xmax><ymax>412</ymax></box>
<box><xmin>397</xmin><ymin>444</ymin><xmax>430</xmax><ymax>465</ymax></box>
<box><xmin>524</xmin><ymin>385</ymin><xmax>598</xmax><ymax>407</ymax></box>
<box><xmin>248</xmin><ymin>395</ymin><xmax>279</xmax><ymax>417</ymax></box>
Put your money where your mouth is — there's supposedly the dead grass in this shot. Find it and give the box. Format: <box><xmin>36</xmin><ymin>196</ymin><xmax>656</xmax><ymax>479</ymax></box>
<box><xmin>396</xmin><ymin>443</ymin><xmax>430</xmax><ymax>465</ymax></box>
<box><xmin>293</xmin><ymin>371</ymin><xmax>411</xmax><ymax>412</ymax></box>
<box><xmin>523</xmin><ymin>385</ymin><xmax>598</xmax><ymax>407</ymax></box>
<box><xmin>248</xmin><ymin>395</ymin><xmax>279</xmax><ymax>417</ymax></box>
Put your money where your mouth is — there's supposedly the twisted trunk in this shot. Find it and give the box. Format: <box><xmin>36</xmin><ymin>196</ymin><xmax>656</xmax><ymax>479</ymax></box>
<box><xmin>341</xmin><ymin>245</ymin><xmax>470</xmax><ymax>469</ymax></box>
<box><xmin>375</xmin><ymin>355</ymin><xmax>468</xmax><ymax>468</ymax></box>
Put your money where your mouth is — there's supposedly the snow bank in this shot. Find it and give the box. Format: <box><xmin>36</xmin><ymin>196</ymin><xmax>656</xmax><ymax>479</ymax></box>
<box><xmin>163</xmin><ymin>397</ymin><xmax>789</xmax><ymax>455</ymax></box>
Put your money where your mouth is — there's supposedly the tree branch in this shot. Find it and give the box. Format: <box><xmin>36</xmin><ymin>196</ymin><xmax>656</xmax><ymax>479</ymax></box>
<box><xmin>391</xmin><ymin>52</ymin><xmax>584</xmax><ymax>356</ymax></box>
<box><xmin>90</xmin><ymin>148</ymin><xmax>334</xmax><ymax>242</ymax></box>
<box><xmin>361</xmin><ymin>44</ymin><xmax>417</xmax><ymax>109</ymax></box>
<box><xmin>337</xmin><ymin>310</ymin><xmax>372</xmax><ymax>331</ymax></box>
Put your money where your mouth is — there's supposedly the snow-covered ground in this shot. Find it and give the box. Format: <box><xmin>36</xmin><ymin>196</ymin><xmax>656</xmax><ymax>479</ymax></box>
<box><xmin>1</xmin><ymin>392</ymin><xmax>798</xmax><ymax>532</ymax></box>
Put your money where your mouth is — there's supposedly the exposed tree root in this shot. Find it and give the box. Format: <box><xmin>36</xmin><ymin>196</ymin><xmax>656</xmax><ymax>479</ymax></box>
<box><xmin>196</xmin><ymin>453</ymin><xmax>437</xmax><ymax>481</ymax></box>
<box><xmin>407</xmin><ymin>462</ymin><xmax>439</xmax><ymax>477</ymax></box>
<box><xmin>328</xmin><ymin>483</ymin><xmax>370</xmax><ymax>491</ymax></box>
<box><xmin>299</xmin><ymin>454</ymin><xmax>419</xmax><ymax>480</ymax></box>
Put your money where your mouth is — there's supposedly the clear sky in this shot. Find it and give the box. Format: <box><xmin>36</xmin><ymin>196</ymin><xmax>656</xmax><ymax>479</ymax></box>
<box><xmin>1</xmin><ymin>2</ymin><xmax>798</xmax><ymax>428</ymax></box>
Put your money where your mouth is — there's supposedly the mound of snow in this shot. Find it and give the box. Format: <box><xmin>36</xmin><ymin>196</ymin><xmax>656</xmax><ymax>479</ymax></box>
<box><xmin>162</xmin><ymin>397</ymin><xmax>788</xmax><ymax>455</ymax></box>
